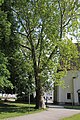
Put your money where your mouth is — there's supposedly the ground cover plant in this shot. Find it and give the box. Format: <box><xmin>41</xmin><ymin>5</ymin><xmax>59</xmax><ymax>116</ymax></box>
<box><xmin>0</xmin><ymin>101</ymin><xmax>43</xmax><ymax>119</ymax></box>
<box><xmin>64</xmin><ymin>106</ymin><xmax>80</xmax><ymax>110</ymax></box>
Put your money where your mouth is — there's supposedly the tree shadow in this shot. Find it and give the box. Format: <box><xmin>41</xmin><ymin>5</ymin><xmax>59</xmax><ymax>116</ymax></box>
<box><xmin>0</xmin><ymin>101</ymin><xmax>35</xmax><ymax>114</ymax></box>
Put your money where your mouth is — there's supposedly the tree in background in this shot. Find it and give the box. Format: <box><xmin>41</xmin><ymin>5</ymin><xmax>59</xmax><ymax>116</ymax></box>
<box><xmin>0</xmin><ymin>52</ymin><xmax>13</xmax><ymax>90</ymax></box>
<box><xmin>1</xmin><ymin>0</ymin><xmax>35</xmax><ymax>101</ymax></box>
<box><xmin>12</xmin><ymin>50</ymin><xmax>35</xmax><ymax>102</ymax></box>
<box><xmin>0</xmin><ymin>0</ymin><xmax>13</xmax><ymax>90</ymax></box>
<box><xmin>0</xmin><ymin>0</ymin><xmax>22</xmax><ymax>94</ymax></box>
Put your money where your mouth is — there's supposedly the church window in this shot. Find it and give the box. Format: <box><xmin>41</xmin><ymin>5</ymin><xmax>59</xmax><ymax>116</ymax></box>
<box><xmin>67</xmin><ymin>93</ymin><xmax>71</xmax><ymax>99</ymax></box>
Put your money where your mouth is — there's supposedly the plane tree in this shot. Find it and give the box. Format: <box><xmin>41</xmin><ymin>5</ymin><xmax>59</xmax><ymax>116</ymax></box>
<box><xmin>0</xmin><ymin>0</ymin><xmax>79</xmax><ymax>108</ymax></box>
<box><xmin>3</xmin><ymin>0</ymin><xmax>80</xmax><ymax>108</ymax></box>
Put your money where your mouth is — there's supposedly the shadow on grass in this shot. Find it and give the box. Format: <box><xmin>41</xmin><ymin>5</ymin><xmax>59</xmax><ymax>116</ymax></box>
<box><xmin>0</xmin><ymin>103</ymin><xmax>16</xmax><ymax>107</ymax></box>
<box><xmin>0</xmin><ymin>101</ymin><xmax>35</xmax><ymax>114</ymax></box>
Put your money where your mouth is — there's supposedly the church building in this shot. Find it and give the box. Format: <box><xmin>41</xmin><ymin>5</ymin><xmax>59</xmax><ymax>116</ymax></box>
<box><xmin>56</xmin><ymin>70</ymin><xmax>80</xmax><ymax>105</ymax></box>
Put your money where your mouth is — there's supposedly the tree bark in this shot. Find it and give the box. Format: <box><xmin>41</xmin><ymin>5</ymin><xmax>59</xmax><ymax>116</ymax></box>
<box><xmin>35</xmin><ymin>76</ymin><xmax>45</xmax><ymax>109</ymax></box>
<box><xmin>54</xmin><ymin>83</ymin><xmax>58</xmax><ymax>104</ymax></box>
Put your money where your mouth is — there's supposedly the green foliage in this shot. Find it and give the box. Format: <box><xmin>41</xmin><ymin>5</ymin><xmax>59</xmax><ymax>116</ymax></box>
<box><xmin>0</xmin><ymin>10</ymin><xmax>11</xmax><ymax>51</ymax></box>
<box><xmin>12</xmin><ymin>0</ymin><xmax>80</xmax><ymax>92</ymax></box>
<box><xmin>59</xmin><ymin>39</ymin><xmax>79</xmax><ymax>70</ymax></box>
<box><xmin>14</xmin><ymin>51</ymin><xmax>35</xmax><ymax>95</ymax></box>
<box><xmin>0</xmin><ymin>0</ymin><xmax>21</xmax><ymax>94</ymax></box>
<box><xmin>0</xmin><ymin>10</ymin><xmax>11</xmax><ymax>37</ymax></box>
<box><xmin>0</xmin><ymin>52</ymin><xmax>13</xmax><ymax>88</ymax></box>
<box><xmin>0</xmin><ymin>0</ymin><xmax>4</xmax><ymax>5</ymax></box>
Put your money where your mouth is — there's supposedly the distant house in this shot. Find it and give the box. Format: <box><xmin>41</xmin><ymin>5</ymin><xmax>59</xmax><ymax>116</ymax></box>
<box><xmin>56</xmin><ymin>70</ymin><xmax>80</xmax><ymax>105</ymax></box>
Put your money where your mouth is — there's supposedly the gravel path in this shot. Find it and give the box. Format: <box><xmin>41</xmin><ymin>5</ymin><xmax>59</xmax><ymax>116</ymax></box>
<box><xmin>6</xmin><ymin>106</ymin><xmax>80</xmax><ymax>120</ymax></box>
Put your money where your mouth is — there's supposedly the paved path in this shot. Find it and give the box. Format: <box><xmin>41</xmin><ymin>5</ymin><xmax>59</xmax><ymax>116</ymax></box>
<box><xmin>6</xmin><ymin>106</ymin><xmax>80</xmax><ymax>120</ymax></box>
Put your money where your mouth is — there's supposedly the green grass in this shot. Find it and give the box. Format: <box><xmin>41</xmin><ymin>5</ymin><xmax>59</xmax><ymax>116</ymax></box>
<box><xmin>62</xmin><ymin>114</ymin><xmax>80</xmax><ymax>120</ymax></box>
<box><xmin>0</xmin><ymin>101</ymin><xmax>43</xmax><ymax>119</ymax></box>
<box><xmin>64</xmin><ymin>106</ymin><xmax>80</xmax><ymax>110</ymax></box>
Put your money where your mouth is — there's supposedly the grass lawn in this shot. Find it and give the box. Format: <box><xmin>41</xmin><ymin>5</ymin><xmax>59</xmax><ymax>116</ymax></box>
<box><xmin>0</xmin><ymin>101</ymin><xmax>43</xmax><ymax>119</ymax></box>
<box><xmin>62</xmin><ymin>114</ymin><xmax>80</xmax><ymax>120</ymax></box>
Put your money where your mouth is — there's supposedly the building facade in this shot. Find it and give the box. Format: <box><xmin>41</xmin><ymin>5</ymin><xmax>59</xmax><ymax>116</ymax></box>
<box><xmin>56</xmin><ymin>70</ymin><xmax>80</xmax><ymax>105</ymax></box>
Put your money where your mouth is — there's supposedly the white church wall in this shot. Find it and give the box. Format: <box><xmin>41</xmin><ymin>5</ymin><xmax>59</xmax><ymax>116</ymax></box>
<box><xmin>57</xmin><ymin>70</ymin><xmax>80</xmax><ymax>105</ymax></box>
<box><xmin>74</xmin><ymin>71</ymin><xmax>80</xmax><ymax>104</ymax></box>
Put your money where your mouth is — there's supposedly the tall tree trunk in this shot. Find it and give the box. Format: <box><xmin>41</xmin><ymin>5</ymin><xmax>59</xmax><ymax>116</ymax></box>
<box><xmin>35</xmin><ymin>75</ymin><xmax>45</xmax><ymax>109</ymax></box>
<box><xmin>54</xmin><ymin>83</ymin><xmax>58</xmax><ymax>104</ymax></box>
<box><xmin>30</xmin><ymin>37</ymin><xmax>45</xmax><ymax>109</ymax></box>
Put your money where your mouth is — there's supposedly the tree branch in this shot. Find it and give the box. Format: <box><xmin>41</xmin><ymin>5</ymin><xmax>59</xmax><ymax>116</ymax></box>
<box><xmin>47</xmin><ymin>46</ymin><xmax>58</xmax><ymax>63</ymax></box>
<box><xmin>62</xmin><ymin>3</ymin><xmax>65</xmax><ymax>16</ymax></box>
<box><xmin>36</xmin><ymin>38</ymin><xmax>40</xmax><ymax>49</ymax></box>
<box><xmin>63</xmin><ymin>18</ymin><xmax>71</xmax><ymax>28</ymax></box>
<box><xmin>42</xmin><ymin>46</ymin><xmax>58</xmax><ymax>69</ymax></box>
<box><xmin>11</xmin><ymin>7</ymin><xmax>28</xmax><ymax>34</ymax></box>
<box><xmin>58</xmin><ymin>0</ymin><xmax>61</xmax><ymax>11</ymax></box>
<box><xmin>58</xmin><ymin>0</ymin><xmax>63</xmax><ymax>39</ymax></box>
<box><xmin>27</xmin><ymin>29</ymin><xmax>34</xmax><ymax>38</ymax></box>
<box><xmin>38</xmin><ymin>25</ymin><xmax>44</xmax><ymax>67</ymax></box>
<box><xmin>19</xmin><ymin>43</ymin><xmax>31</xmax><ymax>51</ymax></box>
<box><xmin>21</xmin><ymin>49</ymin><xmax>27</xmax><ymax>58</ymax></box>
<box><xmin>36</xmin><ymin>24</ymin><xmax>43</xmax><ymax>49</ymax></box>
